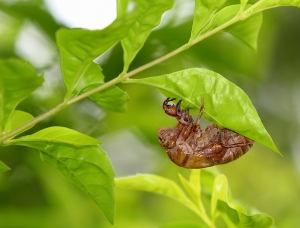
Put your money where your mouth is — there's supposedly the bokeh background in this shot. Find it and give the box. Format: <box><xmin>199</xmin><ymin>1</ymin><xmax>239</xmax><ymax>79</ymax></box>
<box><xmin>0</xmin><ymin>0</ymin><xmax>300</xmax><ymax>227</ymax></box>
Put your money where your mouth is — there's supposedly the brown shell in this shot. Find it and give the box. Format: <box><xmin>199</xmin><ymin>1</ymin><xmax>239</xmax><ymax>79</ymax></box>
<box><xmin>158</xmin><ymin>98</ymin><xmax>254</xmax><ymax>168</ymax></box>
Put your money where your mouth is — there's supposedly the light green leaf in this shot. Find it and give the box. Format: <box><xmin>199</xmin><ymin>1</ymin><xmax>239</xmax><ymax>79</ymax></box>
<box><xmin>115</xmin><ymin>174</ymin><xmax>199</xmax><ymax>213</ymax></box>
<box><xmin>240</xmin><ymin>0</ymin><xmax>249</xmax><ymax>8</ymax></box>
<box><xmin>252</xmin><ymin>0</ymin><xmax>300</xmax><ymax>12</ymax></box>
<box><xmin>189</xmin><ymin>0</ymin><xmax>227</xmax><ymax>42</ymax></box>
<box><xmin>178</xmin><ymin>170</ymin><xmax>201</xmax><ymax>204</ymax></box>
<box><xmin>225</xmin><ymin>11</ymin><xmax>263</xmax><ymax>51</ymax></box>
<box><xmin>159</xmin><ymin>221</ymin><xmax>207</xmax><ymax>228</ymax></box>
<box><xmin>120</xmin><ymin>0</ymin><xmax>175</xmax><ymax>72</ymax></box>
<box><xmin>12</xmin><ymin>126</ymin><xmax>100</xmax><ymax>146</ymax></box>
<box><xmin>11</xmin><ymin>127</ymin><xmax>115</xmax><ymax>224</ymax></box>
<box><xmin>126</xmin><ymin>68</ymin><xmax>279</xmax><ymax>154</ymax></box>
<box><xmin>4</xmin><ymin>110</ymin><xmax>34</xmax><ymax>135</ymax></box>
<box><xmin>200</xmin><ymin>4</ymin><xmax>263</xmax><ymax>51</ymax></box>
<box><xmin>0</xmin><ymin>160</ymin><xmax>10</xmax><ymax>173</ymax></box>
<box><xmin>211</xmin><ymin>174</ymin><xmax>274</xmax><ymax>227</ymax></box>
<box><xmin>0</xmin><ymin>58</ymin><xmax>43</xmax><ymax>133</ymax></box>
<box><xmin>88</xmin><ymin>85</ymin><xmax>130</xmax><ymax>113</ymax></box>
<box><xmin>56</xmin><ymin>10</ymin><xmax>140</xmax><ymax>99</ymax></box>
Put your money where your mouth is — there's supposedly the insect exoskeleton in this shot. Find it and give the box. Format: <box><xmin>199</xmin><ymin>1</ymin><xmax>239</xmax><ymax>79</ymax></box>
<box><xmin>158</xmin><ymin>98</ymin><xmax>254</xmax><ymax>168</ymax></box>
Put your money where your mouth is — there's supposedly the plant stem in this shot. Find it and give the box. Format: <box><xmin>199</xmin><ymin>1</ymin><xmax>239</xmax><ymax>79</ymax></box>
<box><xmin>0</xmin><ymin>7</ymin><xmax>256</xmax><ymax>143</ymax></box>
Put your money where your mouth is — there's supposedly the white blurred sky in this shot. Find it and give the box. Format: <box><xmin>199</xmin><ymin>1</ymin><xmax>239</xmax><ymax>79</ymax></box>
<box><xmin>44</xmin><ymin>0</ymin><xmax>116</xmax><ymax>29</ymax></box>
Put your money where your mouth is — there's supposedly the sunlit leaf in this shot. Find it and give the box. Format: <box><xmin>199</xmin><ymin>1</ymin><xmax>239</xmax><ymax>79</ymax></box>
<box><xmin>199</xmin><ymin>4</ymin><xmax>262</xmax><ymax>51</ymax></box>
<box><xmin>0</xmin><ymin>58</ymin><xmax>43</xmax><ymax>133</ymax></box>
<box><xmin>159</xmin><ymin>220</ymin><xmax>207</xmax><ymax>228</ymax></box>
<box><xmin>120</xmin><ymin>0</ymin><xmax>175</xmax><ymax>72</ymax></box>
<box><xmin>252</xmin><ymin>0</ymin><xmax>300</xmax><ymax>12</ymax></box>
<box><xmin>12</xmin><ymin>126</ymin><xmax>100</xmax><ymax>146</ymax></box>
<box><xmin>4</xmin><ymin>110</ymin><xmax>34</xmax><ymax>135</ymax></box>
<box><xmin>10</xmin><ymin>127</ymin><xmax>115</xmax><ymax>224</ymax></box>
<box><xmin>126</xmin><ymin>68</ymin><xmax>279</xmax><ymax>154</ymax></box>
<box><xmin>0</xmin><ymin>160</ymin><xmax>10</xmax><ymax>173</ymax></box>
<box><xmin>189</xmin><ymin>0</ymin><xmax>227</xmax><ymax>41</ymax></box>
<box><xmin>115</xmin><ymin>174</ymin><xmax>199</xmax><ymax>213</ymax></box>
<box><xmin>56</xmin><ymin>10</ymin><xmax>140</xmax><ymax>99</ymax></box>
<box><xmin>178</xmin><ymin>170</ymin><xmax>201</xmax><ymax>204</ymax></box>
<box><xmin>211</xmin><ymin>174</ymin><xmax>274</xmax><ymax>227</ymax></box>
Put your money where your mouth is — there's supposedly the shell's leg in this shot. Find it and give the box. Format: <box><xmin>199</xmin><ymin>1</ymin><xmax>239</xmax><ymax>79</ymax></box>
<box><xmin>195</xmin><ymin>98</ymin><xmax>205</xmax><ymax>127</ymax></box>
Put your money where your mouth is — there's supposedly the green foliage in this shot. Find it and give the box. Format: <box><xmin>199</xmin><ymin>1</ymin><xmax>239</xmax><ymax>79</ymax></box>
<box><xmin>126</xmin><ymin>68</ymin><xmax>279</xmax><ymax>154</ymax></box>
<box><xmin>116</xmin><ymin>170</ymin><xmax>273</xmax><ymax>227</ymax></box>
<box><xmin>1</xmin><ymin>0</ymin><xmax>300</xmax><ymax>226</ymax></box>
<box><xmin>10</xmin><ymin>127</ymin><xmax>115</xmax><ymax>223</ymax></box>
<box><xmin>0</xmin><ymin>59</ymin><xmax>43</xmax><ymax>133</ymax></box>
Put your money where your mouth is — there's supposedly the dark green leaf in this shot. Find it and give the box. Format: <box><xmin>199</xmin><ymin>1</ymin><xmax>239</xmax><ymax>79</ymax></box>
<box><xmin>10</xmin><ymin>127</ymin><xmax>115</xmax><ymax>224</ymax></box>
<box><xmin>87</xmin><ymin>85</ymin><xmax>130</xmax><ymax>113</ymax></box>
<box><xmin>126</xmin><ymin>68</ymin><xmax>279</xmax><ymax>154</ymax></box>
<box><xmin>225</xmin><ymin>11</ymin><xmax>263</xmax><ymax>51</ymax></box>
<box><xmin>3</xmin><ymin>110</ymin><xmax>34</xmax><ymax>135</ymax></box>
<box><xmin>189</xmin><ymin>0</ymin><xmax>227</xmax><ymax>41</ymax></box>
<box><xmin>120</xmin><ymin>0</ymin><xmax>175</xmax><ymax>72</ymax></box>
<box><xmin>0</xmin><ymin>58</ymin><xmax>43</xmax><ymax>133</ymax></box>
<box><xmin>0</xmin><ymin>160</ymin><xmax>10</xmax><ymax>173</ymax></box>
<box><xmin>56</xmin><ymin>10</ymin><xmax>140</xmax><ymax>99</ymax></box>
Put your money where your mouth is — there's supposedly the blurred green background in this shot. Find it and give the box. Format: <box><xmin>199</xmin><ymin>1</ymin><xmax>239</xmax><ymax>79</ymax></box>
<box><xmin>0</xmin><ymin>0</ymin><xmax>300</xmax><ymax>227</ymax></box>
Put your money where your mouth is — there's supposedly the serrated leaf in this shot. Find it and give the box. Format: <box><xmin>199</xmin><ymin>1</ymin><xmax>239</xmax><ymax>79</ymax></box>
<box><xmin>10</xmin><ymin>127</ymin><xmax>115</xmax><ymax>224</ymax></box>
<box><xmin>0</xmin><ymin>160</ymin><xmax>10</xmax><ymax>173</ymax></box>
<box><xmin>199</xmin><ymin>4</ymin><xmax>262</xmax><ymax>51</ymax></box>
<box><xmin>120</xmin><ymin>0</ymin><xmax>175</xmax><ymax>72</ymax></box>
<box><xmin>0</xmin><ymin>58</ymin><xmax>43</xmax><ymax>133</ymax></box>
<box><xmin>83</xmin><ymin>84</ymin><xmax>130</xmax><ymax>113</ymax></box>
<box><xmin>252</xmin><ymin>0</ymin><xmax>300</xmax><ymax>12</ymax></box>
<box><xmin>56</xmin><ymin>10</ymin><xmax>140</xmax><ymax>99</ymax></box>
<box><xmin>4</xmin><ymin>110</ymin><xmax>34</xmax><ymax>135</ymax></box>
<box><xmin>126</xmin><ymin>68</ymin><xmax>279</xmax><ymax>154</ymax></box>
<box><xmin>189</xmin><ymin>0</ymin><xmax>227</xmax><ymax>41</ymax></box>
<box><xmin>115</xmin><ymin>174</ymin><xmax>199</xmax><ymax>213</ymax></box>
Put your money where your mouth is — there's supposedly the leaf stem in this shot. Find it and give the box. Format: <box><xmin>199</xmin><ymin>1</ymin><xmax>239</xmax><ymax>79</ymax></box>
<box><xmin>0</xmin><ymin>6</ymin><xmax>257</xmax><ymax>143</ymax></box>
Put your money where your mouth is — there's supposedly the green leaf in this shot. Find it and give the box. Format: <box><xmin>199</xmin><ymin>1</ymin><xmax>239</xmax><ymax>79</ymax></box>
<box><xmin>11</xmin><ymin>127</ymin><xmax>115</xmax><ymax>224</ymax></box>
<box><xmin>12</xmin><ymin>126</ymin><xmax>100</xmax><ymax>146</ymax></box>
<box><xmin>120</xmin><ymin>0</ymin><xmax>175</xmax><ymax>72</ymax></box>
<box><xmin>4</xmin><ymin>110</ymin><xmax>34</xmax><ymax>135</ymax></box>
<box><xmin>115</xmin><ymin>174</ymin><xmax>199</xmax><ymax>213</ymax></box>
<box><xmin>159</xmin><ymin>221</ymin><xmax>207</xmax><ymax>228</ymax></box>
<box><xmin>199</xmin><ymin>4</ymin><xmax>263</xmax><ymax>51</ymax></box>
<box><xmin>0</xmin><ymin>58</ymin><xmax>43</xmax><ymax>133</ymax></box>
<box><xmin>0</xmin><ymin>160</ymin><xmax>10</xmax><ymax>173</ymax></box>
<box><xmin>189</xmin><ymin>0</ymin><xmax>227</xmax><ymax>42</ymax></box>
<box><xmin>77</xmin><ymin>64</ymin><xmax>129</xmax><ymax>112</ymax></box>
<box><xmin>88</xmin><ymin>85</ymin><xmax>130</xmax><ymax>113</ymax></box>
<box><xmin>56</xmin><ymin>10</ymin><xmax>140</xmax><ymax>99</ymax></box>
<box><xmin>178</xmin><ymin>170</ymin><xmax>201</xmax><ymax>204</ymax></box>
<box><xmin>225</xmin><ymin>11</ymin><xmax>262</xmax><ymax>51</ymax></box>
<box><xmin>126</xmin><ymin>68</ymin><xmax>280</xmax><ymax>154</ymax></box>
<box><xmin>211</xmin><ymin>174</ymin><xmax>274</xmax><ymax>227</ymax></box>
<box><xmin>252</xmin><ymin>0</ymin><xmax>300</xmax><ymax>12</ymax></box>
